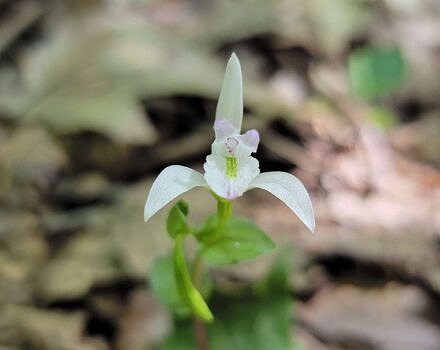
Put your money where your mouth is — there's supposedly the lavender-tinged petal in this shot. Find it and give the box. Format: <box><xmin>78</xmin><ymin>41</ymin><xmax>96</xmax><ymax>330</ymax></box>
<box><xmin>238</xmin><ymin>129</ymin><xmax>259</xmax><ymax>153</ymax></box>
<box><xmin>214</xmin><ymin>119</ymin><xmax>239</xmax><ymax>139</ymax></box>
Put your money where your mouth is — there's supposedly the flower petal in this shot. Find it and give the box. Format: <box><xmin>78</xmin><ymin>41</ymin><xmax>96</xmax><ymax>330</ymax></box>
<box><xmin>204</xmin><ymin>155</ymin><xmax>259</xmax><ymax>200</ymax></box>
<box><xmin>237</xmin><ymin>129</ymin><xmax>259</xmax><ymax>153</ymax></box>
<box><xmin>144</xmin><ymin>165</ymin><xmax>207</xmax><ymax>222</ymax></box>
<box><xmin>215</xmin><ymin>53</ymin><xmax>243</xmax><ymax>131</ymax></box>
<box><xmin>249</xmin><ymin>172</ymin><xmax>315</xmax><ymax>232</ymax></box>
<box><xmin>214</xmin><ymin>119</ymin><xmax>238</xmax><ymax>139</ymax></box>
<box><xmin>211</xmin><ymin>121</ymin><xmax>259</xmax><ymax>158</ymax></box>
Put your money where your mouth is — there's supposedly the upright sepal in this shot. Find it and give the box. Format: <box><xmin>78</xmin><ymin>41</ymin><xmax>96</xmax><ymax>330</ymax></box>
<box><xmin>215</xmin><ymin>53</ymin><xmax>243</xmax><ymax>130</ymax></box>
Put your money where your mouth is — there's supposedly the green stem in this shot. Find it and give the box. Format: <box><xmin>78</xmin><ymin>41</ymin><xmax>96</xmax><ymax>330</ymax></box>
<box><xmin>216</xmin><ymin>197</ymin><xmax>233</xmax><ymax>229</ymax></box>
<box><xmin>186</xmin><ymin>194</ymin><xmax>233</xmax><ymax>350</ymax></box>
<box><xmin>192</xmin><ymin>252</ymin><xmax>209</xmax><ymax>350</ymax></box>
<box><xmin>192</xmin><ymin>251</ymin><xmax>204</xmax><ymax>288</ymax></box>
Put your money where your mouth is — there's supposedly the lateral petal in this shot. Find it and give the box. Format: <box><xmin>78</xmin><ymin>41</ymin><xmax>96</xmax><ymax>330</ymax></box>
<box><xmin>237</xmin><ymin>129</ymin><xmax>259</xmax><ymax>153</ymax></box>
<box><xmin>144</xmin><ymin>165</ymin><xmax>207</xmax><ymax>222</ymax></box>
<box><xmin>249</xmin><ymin>172</ymin><xmax>315</xmax><ymax>232</ymax></box>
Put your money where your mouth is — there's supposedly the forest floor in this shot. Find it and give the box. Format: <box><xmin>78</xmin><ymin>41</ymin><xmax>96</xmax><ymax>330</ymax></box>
<box><xmin>0</xmin><ymin>1</ymin><xmax>439</xmax><ymax>349</ymax></box>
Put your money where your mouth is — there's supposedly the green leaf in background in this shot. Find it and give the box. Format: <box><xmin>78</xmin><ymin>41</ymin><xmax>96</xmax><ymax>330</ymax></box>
<box><xmin>348</xmin><ymin>47</ymin><xmax>405</xmax><ymax>100</ymax></box>
<box><xmin>149</xmin><ymin>256</ymin><xmax>190</xmax><ymax>316</ymax></box>
<box><xmin>150</xmin><ymin>254</ymin><xmax>213</xmax><ymax>317</ymax></box>
<box><xmin>201</xmin><ymin>216</ymin><xmax>276</xmax><ymax>265</ymax></box>
<box><xmin>160</xmin><ymin>320</ymin><xmax>196</xmax><ymax>350</ymax></box>
<box><xmin>166</xmin><ymin>201</ymin><xmax>190</xmax><ymax>239</ymax></box>
<box><xmin>161</xmin><ymin>251</ymin><xmax>294</xmax><ymax>350</ymax></box>
<box><xmin>173</xmin><ymin>235</ymin><xmax>214</xmax><ymax>322</ymax></box>
<box><xmin>194</xmin><ymin>215</ymin><xmax>218</xmax><ymax>244</ymax></box>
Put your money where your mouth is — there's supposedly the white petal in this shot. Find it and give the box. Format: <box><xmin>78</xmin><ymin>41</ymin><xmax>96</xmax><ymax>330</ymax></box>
<box><xmin>214</xmin><ymin>119</ymin><xmax>238</xmax><ymax>139</ymax></box>
<box><xmin>249</xmin><ymin>172</ymin><xmax>315</xmax><ymax>232</ymax></box>
<box><xmin>204</xmin><ymin>155</ymin><xmax>259</xmax><ymax>200</ymax></box>
<box><xmin>144</xmin><ymin>165</ymin><xmax>207</xmax><ymax>222</ymax></box>
<box><xmin>211</xmin><ymin>126</ymin><xmax>260</xmax><ymax>159</ymax></box>
<box><xmin>237</xmin><ymin>129</ymin><xmax>259</xmax><ymax>153</ymax></box>
<box><xmin>215</xmin><ymin>53</ymin><xmax>243</xmax><ymax>131</ymax></box>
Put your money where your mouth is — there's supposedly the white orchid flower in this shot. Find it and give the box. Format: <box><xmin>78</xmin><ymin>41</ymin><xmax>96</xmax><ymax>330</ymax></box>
<box><xmin>144</xmin><ymin>53</ymin><xmax>315</xmax><ymax>232</ymax></box>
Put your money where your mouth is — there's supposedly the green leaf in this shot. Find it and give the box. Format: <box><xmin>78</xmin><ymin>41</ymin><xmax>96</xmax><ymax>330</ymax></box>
<box><xmin>161</xmin><ymin>251</ymin><xmax>293</xmax><ymax>350</ymax></box>
<box><xmin>167</xmin><ymin>201</ymin><xmax>190</xmax><ymax>239</ymax></box>
<box><xmin>255</xmin><ymin>247</ymin><xmax>291</xmax><ymax>297</ymax></box>
<box><xmin>201</xmin><ymin>217</ymin><xmax>276</xmax><ymax>265</ymax></box>
<box><xmin>210</xmin><ymin>251</ymin><xmax>292</xmax><ymax>350</ymax></box>
<box><xmin>150</xmin><ymin>255</ymin><xmax>213</xmax><ymax>317</ymax></box>
<box><xmin>173</xmin><ymin>235</ymin><xmax>214</xmax><ymax>322</ymax></box>
<box><xmin>195</xmin><ymin>215</ymin><xmax>218</xmax><ymax>242</ymax></box>
<box><xmin>149</xmin><ymin>256</ymin><xmax>190</xmax><ymax>316</ymax></box>
<box><xmin>349</xmin><ymin>47</ymin><xmax>405</xmax><ymax>100</ymax></box>
<box><xmin>160</xmin><ymin>320</ymin><xmax>196</xmax><ymax>350</ymax></box>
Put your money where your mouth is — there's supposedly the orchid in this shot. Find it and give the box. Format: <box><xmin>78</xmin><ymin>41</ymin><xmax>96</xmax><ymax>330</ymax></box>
<box><xmin>144</xmin><ymin>53</ymin><xmax>315</xmax><ymax>232</ymax></box>
<box><xmin>145</xmin><ymin>54</ymin><xmax>315</xmax><ymax>334</ymax></box>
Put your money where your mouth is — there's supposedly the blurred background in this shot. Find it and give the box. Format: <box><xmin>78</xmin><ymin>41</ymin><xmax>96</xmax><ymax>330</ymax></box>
<box><xmin>0</xmin><ymin>0</ymin><xmax>439</xmax><ymax>349</ymax></box>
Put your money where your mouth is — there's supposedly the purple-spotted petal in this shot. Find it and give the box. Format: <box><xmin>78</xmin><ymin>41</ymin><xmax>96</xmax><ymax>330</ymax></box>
<box><xmin>249</xmin><ymin>172</ymin><xmax>315</xmax><ymax>232</ymax></box>
<box><xmin>144</xmin><ymin>165</ymin><xmax>207</xmax><ymax>222</ymax></box>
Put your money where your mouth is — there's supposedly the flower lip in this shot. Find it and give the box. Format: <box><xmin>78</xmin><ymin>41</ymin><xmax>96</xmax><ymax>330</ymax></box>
<box><xmin>203</xmin><ymin>154</ymin><xmax>260</xmax><ymax>200</ymax></box>
<box><xmin>226</xmin><ymin>156</ymin><xmax>238</xmax><ymax>177</ymax></box>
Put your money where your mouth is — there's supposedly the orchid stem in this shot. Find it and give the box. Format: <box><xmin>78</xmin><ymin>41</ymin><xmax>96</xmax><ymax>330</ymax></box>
<box><xmin>191</xmin><ymin>195</ymin><xmax>232</xmax><ymax>350</ymax></box>
<box><xmin>217</xmin><ymin>197</ymin><xmax>233</xmax><ymax>229</ymax></box>
<box><xmin>192</xmin><ymin>252</ymin><xmax>210</xmax><ymax>350</ymax></box>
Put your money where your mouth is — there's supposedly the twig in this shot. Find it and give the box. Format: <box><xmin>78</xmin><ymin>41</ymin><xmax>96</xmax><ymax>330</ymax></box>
<box><xmin>194</xmin><ymin>318</ymin><xmax>210</xmax><ymax>350</ymax></box>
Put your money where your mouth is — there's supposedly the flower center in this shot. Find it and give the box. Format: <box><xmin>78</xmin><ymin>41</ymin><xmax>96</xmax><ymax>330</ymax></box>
<box><xmin>225</xmin><ymin>137</ymin><xmax>239</xmax><ymax>156</ymax></box>
<box><xmin>226</xmin><ymin>156</ymin><xmax>237</xmax><ymax>178</ymax></box>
